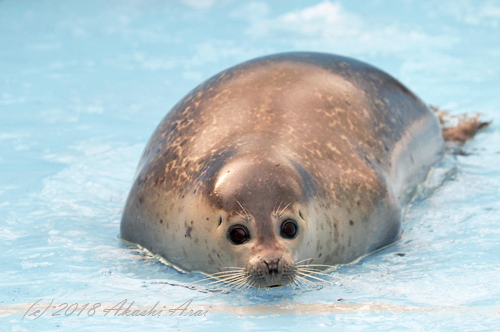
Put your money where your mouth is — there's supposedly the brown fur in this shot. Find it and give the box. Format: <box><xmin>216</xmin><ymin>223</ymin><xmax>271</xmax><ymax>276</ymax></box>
<box><xmin>431</xmin><ymin>106</ymin><xmax>491</xmax><ymax>145</ymax></box>
<box><xmin>121</xmin><ymin>53</ymin><xmax>446</xmax><ymax>287</ymax></box>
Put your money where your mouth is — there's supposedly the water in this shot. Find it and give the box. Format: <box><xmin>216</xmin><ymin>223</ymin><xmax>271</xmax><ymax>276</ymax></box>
<box><xmin>1</xmin><ymin>0</ymin><xmax>499</xmax><ymax>330</ymax></box>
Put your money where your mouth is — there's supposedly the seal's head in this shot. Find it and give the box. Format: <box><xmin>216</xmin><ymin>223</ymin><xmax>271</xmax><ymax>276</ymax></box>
<box><xmin>203</xmin><ymin>152</ymin><xmax>315</xmax><ymax>288</ymax></box>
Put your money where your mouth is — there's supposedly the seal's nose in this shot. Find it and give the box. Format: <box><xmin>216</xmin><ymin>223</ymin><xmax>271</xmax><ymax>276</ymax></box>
<box><xmin>263</xmin><ymin>258</ymin><xmax>280</xmax><ymax>275</ymax></box>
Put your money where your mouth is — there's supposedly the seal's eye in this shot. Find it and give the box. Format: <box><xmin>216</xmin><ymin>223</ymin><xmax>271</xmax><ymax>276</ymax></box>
<box><xmin>228</xmin><ymin>226</ymin><xmax>249</xmax><ymax>245</ymax></box>
<box><xmin>280</xmin><ymin>220</ymin><xmax>298</xmax><ymax>239</ymax></box>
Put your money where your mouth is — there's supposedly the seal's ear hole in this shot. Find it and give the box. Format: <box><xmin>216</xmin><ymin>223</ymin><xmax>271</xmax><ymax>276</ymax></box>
<box><xmin>299</xmin><ymin>210</ymin><xmax>304</xmax><ymax>220</ymax></box>
<box><xmin>218</xmin><ymin>216</ymin><xmax>223</xmax><ymax>227</ymax></box>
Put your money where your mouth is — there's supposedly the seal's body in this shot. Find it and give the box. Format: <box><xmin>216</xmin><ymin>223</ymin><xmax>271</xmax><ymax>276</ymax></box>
<box><xmin>121</xmin><ymin>52</ymin><xmax>444</xmax><ymax>288</ymax></box>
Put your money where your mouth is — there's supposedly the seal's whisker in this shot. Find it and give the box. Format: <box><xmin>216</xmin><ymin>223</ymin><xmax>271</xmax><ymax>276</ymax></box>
<box><xmin>227</xmin><ymin>275</ymin><xmax>247</xmax><ymax>285</ymax></box>
<box><xmin>295</xmin><ymin>274</ymin><xmax>316</xmax><ymax>285</ymax></box>
<box><xmin>191</xmin><ymin>272</ymin><xmax>227</xmax><ymax>283</ymax></box>
<box><xmin>235</xmin><ymin>283</ymin><xmax>247</xmax><ymax>291</ymax></box>
<box><xmin>248</xmin><ymin>278</ymin><xmax>258</xmax><ymax>290</ymax></box>
<box><xmin>295</xmin><ymin>279</ymin><xmax>304</xmax><ymax>289</ymax></box>
<box><xmin>285</xmin><ymin>277</ymin><xmax>296</xmax><ymax>289</ymax></box>
<box><xmin>201</xmin><ymin>271</ymin><xmax>239</xmax><ymax>279</ymax></box>
<box><xmin>206</xmin><ymin>278</ymin><xmax>242</xmax><ymax>287</ymax></box>
<box><xmin>296</xmin><ymin>274</ymin><xmax>330</xmax><ymax>285</ymax></box>
<box><xmin>297</xmin><ymin>269</ymin><xmax>337</xmax><ymax>279</ymax></box>
<box><xmin>296</xmin><ymin>271</ymin><xmax>334</xmax><ymax>284</ymax></box>
<box><xmin>296</xmin><ymin>264</ymin><xmax>336</xmax><ymax>268</ymax></box>
<box><xmin>220</xmin><ymin>267</ymin><xmax>245</xmax><ymax>270</ymax></box>
<box><xmin>297</xmin><ymin>278</ymin><xmax>307</xmax><ymax>288</ymax></box>
<box><xmin>237</xmin><ymin>280</ymin><xmax>249</xmax><ymax>291</ymax></box>
<box><xmin>296</xmin><ymin>267</ymin><xmax>322</xmax><ymax>272</ymax></box>
<box><xmin>198</xmin><ymin>274</ymin><xmax>241</xmax><ymax>284</ymax></box>
<box><xmin>205</xmin><ymin>273</ymin><xmax>245</xmax><ymax>286</ymax></box>
<box><xmin>194</xmin><ymin>269</ymin><xmax>244</xmax><ymax>282</ymax></box>
<box><xmin>230</xmin><ymin>279</ymin><xmax>245</xmax><ymax>290</ymax></box>
<box><xmin>296</xmin><ymin>267</ymin><xmax>331</xmax><ymax>275</ymax></box>
<box><xmin>235</xmin><ymin>199</ymin><xmax>250</xmax><ymax>216</ymax></box>
<box><xmin>251</xmin><ymin>279</ymin><xmax>259</xmax><ymax>289</ymax></box>
<box><xmin>295</xmin><ymin>275</ymin><xmax>317</xmax><ymax>286</ymax></box>
<box><xmin>242</xmin><ymin>279</ymin><xmax>254</xmax><ymax>290</ymax></box>
<box><xmin>295</xmin><ymin>258</ymin><xmax>316</xmax><ymax>265</ymax></box>
<box><xmin>209</xmin><ymin>270</ymin><xmax>246</xmax><ymax>276</ymax></box>
<box><xmin>297</xmin><ymin>269</ymin><xmax>328</xmax><ymax>276</ymax></box>
<box><xmin>236</xmin><ymin>278</ymin><xmax>252</xmax><ymax>291</ymax></box>
<box><xmin>205</xmin><ymin>273</ymin><xmax>239</xmax><ymax>279</ymax></box>
<box><xmin>192</xmin><ymin>277</ymin><xmax>216</xmax><ymax>284</ymax></box>
<box><xmin>204</xmin><ymin>278</ymin><xmax>232</xmax><ymax>286</ymax></box>
<box><xmin>297</xmin><ymin>268</ymin><xmax>350</xmax><ymax>284</ymax></box>
<box><xmin>224</xmin><ymin>276</ymin><xmax>250</xmax><ymax>288</ymax></box>
<box><xmin>216</xmin><ymin>272</ymin><xmax>246</xmax><ymax>281</ymax></box>
<box><xmin>278</xmin><ymin>202</ymin><xmax>291</xmax><ymax>219</ymax></box>
<box><xmin>217</xmin><ymin>272</ymin><xmax>246</xmax><ymax>282</ymax></box>
<box><xmin>292</xmin><ymin>278</ymin><xmax>302</xmax><ymax>289</ymax></box>
<box><xmin>273</xmin><ymin>200</ymin><xmax>284</xmax><ymax>218</ymax></box>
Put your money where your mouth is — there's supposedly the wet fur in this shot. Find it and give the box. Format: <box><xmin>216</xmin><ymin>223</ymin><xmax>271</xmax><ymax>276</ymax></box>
<box><xmin>121</xmin><ymin>52</ymin><xmax>447</xmax><ymax>288</ymax></box>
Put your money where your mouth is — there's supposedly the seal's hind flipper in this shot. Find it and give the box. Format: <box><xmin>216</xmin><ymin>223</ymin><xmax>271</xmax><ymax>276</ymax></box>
<box><xmin>431</xmin><ymin>105</ymin><xmax>491</xmax><ymax>146</ymax></box>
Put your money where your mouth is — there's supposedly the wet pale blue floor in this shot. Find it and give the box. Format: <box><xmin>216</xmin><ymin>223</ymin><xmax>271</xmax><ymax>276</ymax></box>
<box><xmin>1</xmin><ymin>0</ymin><xmax>500</xmax><ymax>331</ymax></box>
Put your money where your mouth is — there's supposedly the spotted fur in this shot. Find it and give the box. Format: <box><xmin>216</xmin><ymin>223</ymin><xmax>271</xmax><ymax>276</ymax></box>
<box><xmin>121</xmin><ymin>52</ymin><xmax>444</xmax><ymax>288</ymax></box>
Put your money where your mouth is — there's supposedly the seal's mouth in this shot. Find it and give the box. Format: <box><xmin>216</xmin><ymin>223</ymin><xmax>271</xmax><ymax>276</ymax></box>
<box><xmin>268</xmin><ymin>284</ymin><xmax>282</xmax><ymax>288</ymax></box>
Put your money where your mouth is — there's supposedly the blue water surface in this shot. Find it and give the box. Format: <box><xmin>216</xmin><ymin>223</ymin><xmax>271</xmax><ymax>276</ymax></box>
<box><xmin>1</xmin><ymin>0</ymin><xmax>499</xmax><ymax>331</ymax></box>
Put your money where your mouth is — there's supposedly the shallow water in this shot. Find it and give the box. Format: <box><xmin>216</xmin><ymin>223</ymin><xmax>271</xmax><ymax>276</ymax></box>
<box><xmin>1</xmin><ymin>0</ymin><xmax>499</xmax><ymax>331</ymax></box>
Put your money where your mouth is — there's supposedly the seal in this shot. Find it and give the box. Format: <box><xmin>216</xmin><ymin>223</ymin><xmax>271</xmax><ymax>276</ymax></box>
<box><xmin>121</xmin><ymin>52</ymin><xmax>445</xmax><ymax>288</ymax></box>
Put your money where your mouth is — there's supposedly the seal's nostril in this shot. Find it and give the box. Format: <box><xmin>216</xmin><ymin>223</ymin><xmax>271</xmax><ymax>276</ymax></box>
<box><xmin>264</xmin><ymin>258</ymin><xmax>280</xmax><ymax>275</ymax></box>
